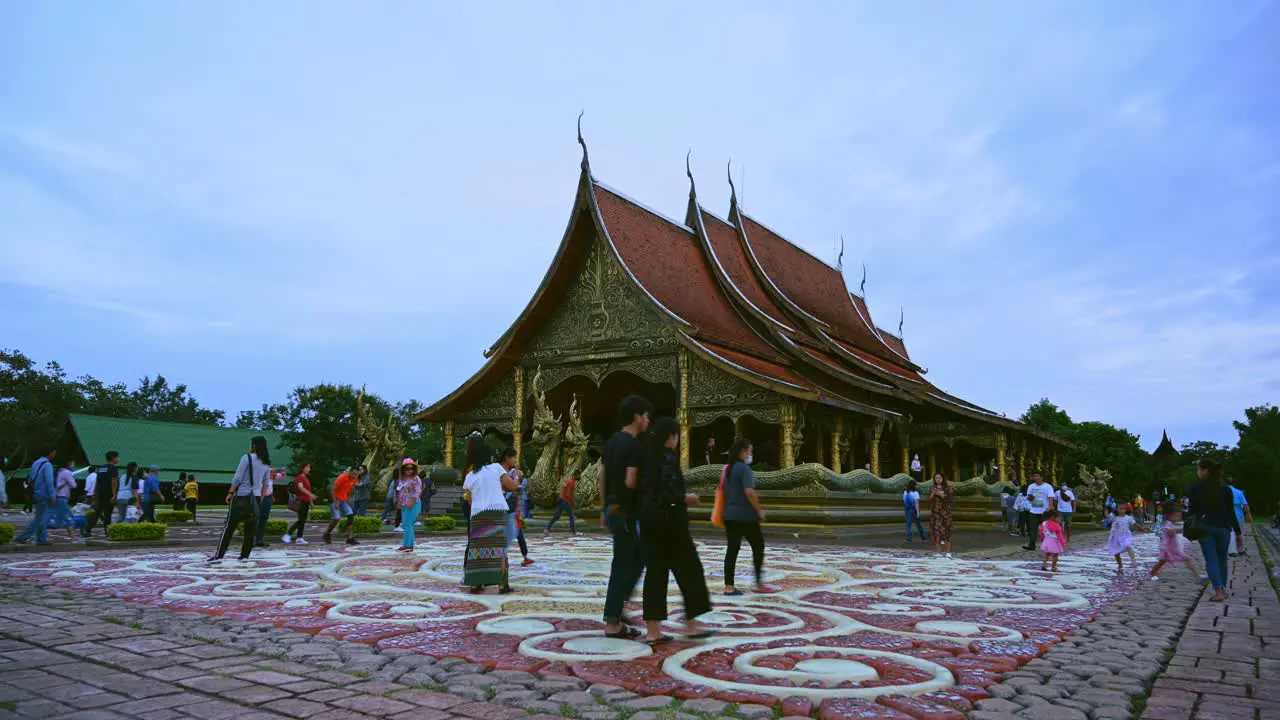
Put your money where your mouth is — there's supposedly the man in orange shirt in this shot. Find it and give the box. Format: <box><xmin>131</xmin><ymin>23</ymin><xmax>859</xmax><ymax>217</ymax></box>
<box><xmin>323</xmin><ymin>468</ymin><xmax>359</xmax><ymax>545</ymax></box>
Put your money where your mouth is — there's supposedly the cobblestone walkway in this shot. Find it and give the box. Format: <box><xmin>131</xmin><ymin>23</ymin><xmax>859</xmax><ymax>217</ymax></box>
<box><xmin>0</xmin><ymin>533</ymin><xmax>1256</xmax><ymax>719</ymax></box>
<box><xmin>1140</xmin><ymin>527</ymin><xmax>1280</xmax><ymax>720</ymax></box>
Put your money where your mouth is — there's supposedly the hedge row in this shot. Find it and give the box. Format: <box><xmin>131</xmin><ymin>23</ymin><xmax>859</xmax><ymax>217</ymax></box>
<box><xmin>0</xmin><ymin>523</ymin><xmax>15</xmax><ymax>544</ymax></box>
<box><xmin>155</xmin><ymin>510</ymin><xmax>193</xmax><ymax>523</ymax></box>
<box><xmin>106</xmin><ymin>522</ymin><xmax>168</xmax><ymax>541</ymax></box>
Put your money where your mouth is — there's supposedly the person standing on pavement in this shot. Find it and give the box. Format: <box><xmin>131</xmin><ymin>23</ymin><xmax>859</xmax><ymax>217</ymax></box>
<box><xmin>14</xmin><ymin>449</ymin><xmax>56</xmax><ymax>545</ymax></box>
<box><xmin>183</xmin><ymin>474</ymin><xmax>200</xmax><ymax>522</ymax></box>
<box><xmin>929</xmin><ymin>472</ymin><xmax>954</xmax><ymax>558</ymax></box>
<box><xmin>1055</xmin><ymin>482</ymin><xmax>1076</xmax><ymax>543</ymax></box>
<box><xmin>379</xmin><ymin>472</ymin><xmax>399</xmax><ymax>527</ymax></box>
<box><xmin>0</xmin><ymin>465</ymin><xmax>8</xmax><ymax>513</ymax></box>
<box><xmin>115</xmin><ymin>462</ymin><xmax>138</xmax><ymax>524</ymax></box>
<box><xmin>352</xmin><ymin>465</ymin><xmax>372</xmax><ymax>518</ymax></box>
<box><xmin>1227</xmin><ymin>479</ymin><xmax>1252</xmax><ymax>557</ymax></box>
<box><xmin>84</xmin><ymin>452</ymin><xmax>120</xmax><ymax>539</ymax></box>
<box><xmin>394</xmin><ymin>459</ymin><xmax>423</xmax><ymax>552</ymax></box>
<box><xmin>1024</xmin><ymin>473</ymin><xmax>1054</xmax><ymax>551</ymax></box>
<box><xmin>903</xmin><ymin>480</ymin><xmax>928</xmax><ymax>543</ymax></box>
<box><xmin>253</xmin><ymin>468</ymin><xmax>279</xmax><ymax>548</ymax></box>
<box><xmin>208</xmin><ymin>436</ymin><xmax>271</xmax><ymax>564</ymax></box>
<box><xmin>282</xmin><ymin>463</ymin><xmax>314</xmax><ymax>544</ymax></box>
<box><xmin>52</xmin><ymin>458</ymin><xmax>81</xmax><ymax>543</ymax></box>
<box><xmin>172</xmin><ymin>473</ymin><xmax>187</xmax><ymax>512</ymax></box>
<box><xmin>323</xmin><ymin>468</ymin><xmax>359</xmax><ymax>545</ymax></box>
<box><xmin>500</xmin><ymin>449</ymin><xmax>533</xmax><ymax>567</ymax></box>
<box><xmin>601</xmin><ymin>395</ymin><xmax>651</xmax><ymax>638</ymax></box>
<box><xmin>1189</xmin><ymin>458</ymin><xmax>1239</xmax><ymax>602</ymax></box>
<box><xmin>139</xmin><ymin>466</ymin><xmax>165</xmax><ymax>523</ymax></box>
<box><xmin>83</xmin><ymin>465</ymin><xmax>97</xmax><ymax>505</ymax></box>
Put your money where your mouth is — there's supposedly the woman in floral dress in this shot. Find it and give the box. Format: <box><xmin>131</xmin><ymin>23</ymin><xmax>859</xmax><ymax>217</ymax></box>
<box><xmin>929</xmin><ymin>472</ymin><xmax>954</xmax><ymax>558</ymax></box>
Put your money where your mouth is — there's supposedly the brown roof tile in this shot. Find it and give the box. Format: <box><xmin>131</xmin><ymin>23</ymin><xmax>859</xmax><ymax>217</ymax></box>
<box><xmin>592</xmin><ymin>184</ymin><xmax>779</xmax><ymax>359</ymax></box>
<box><xmin>691</xmin><ymin>338</ymin><xmax>813</xmax><ymax>392</ymax></box>
<box><xmin>699</xmin><ymin>210</ymin><xmax>794</xmax><ymax>330</ymax></box>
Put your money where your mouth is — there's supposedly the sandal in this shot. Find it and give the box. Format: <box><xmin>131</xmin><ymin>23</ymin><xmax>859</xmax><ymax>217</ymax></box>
<box><xmin>723</xmin><ymin>589</ymin><xmax>744</xmax><ymax>597</ymax></box>
<box><xmin>685</xmin><ymin>630</ymin><xmax>716</xmax><ymax>640</ymax></box>
<box><xmin>605</xmin><ymin>626</ymin><xmax>641</xmax><ymax>639</ymax></box>
<box><xmin>643</xmin><ymin>635</ymin><xmax>673</xmax><ymax>645</ymax></box>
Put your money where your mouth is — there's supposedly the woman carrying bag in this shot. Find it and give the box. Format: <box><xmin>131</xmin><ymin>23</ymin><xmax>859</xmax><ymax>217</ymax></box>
<box><xmin>208</xmin><ymin>436</ymin><xmax>271</xmax><ymax>564</ymax></box>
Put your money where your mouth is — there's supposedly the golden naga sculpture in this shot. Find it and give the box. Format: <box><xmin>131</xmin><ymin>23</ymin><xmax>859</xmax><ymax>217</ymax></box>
<box><xmin>356</xmin><ymin>387</ymin><xmax>405</xmax><ymax>496</ymax></box>
<box><xmin>560</xmin><ymin>395</ymin><xmax>590</xmax><ymax>503</ymax></box>
<box><xmin>527</xmin><ymin>367</ymin><xmax>564</xmax><ymax>506</ymax></box>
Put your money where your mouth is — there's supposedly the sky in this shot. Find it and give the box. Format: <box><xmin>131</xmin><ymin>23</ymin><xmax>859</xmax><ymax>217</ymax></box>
<box><xmin>2</xmin><ymin>2</ymin><xmax>1277</xmax><ymax>450</ymax></box>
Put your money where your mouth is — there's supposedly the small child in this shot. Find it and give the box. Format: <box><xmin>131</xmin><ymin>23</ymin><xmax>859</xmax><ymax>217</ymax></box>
<box><xmin>1039</xmin><ymin>508</ymin><xmax>1066</xmax><ymax>572</ymax></box>
<box><xmin>1105</xmin><ymin>503</ymin><xmax>1146</xmax><ymax>572</ymax></box>
<box><xmin>1150</xmin><ymin>504</ymin><xmax>1199</xmax><ymax>580</ymax></box>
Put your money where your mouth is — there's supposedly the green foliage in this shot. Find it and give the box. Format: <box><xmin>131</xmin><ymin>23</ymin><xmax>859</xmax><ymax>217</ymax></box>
<box><xmin>352</xmin><ymin>516</ymin><xmax>382</xmax><ymax>534</ymax></box>
<box><xmin>1232</xmin><ymin>404</ymin><xmax>1280</xmax><ymax>515</ymax></box>
<box><xmin>1179</xmin><ymin>440</ymin><xmax>1232</xmax><ymax>467</ymax></box>
<box><xmin>0</xmin><ymin>523</ymin><xmax>15</xmax><ymax>544</ymax></box>
<box><xmin>309</xmin><ymin>506</ymin><xmax>333</xmax><ymax>521</ymax></box>
<box><xmin>425</xmin><ymin>515</ymin><xmax>456</xmax><ymax>531</ymax></box>
<box><xmin>0</xmin><ymin>349</ymin><xmax>223</xmax><ymax>472</ymax></box>
<box><xmin>238</xmin><ymin>519</ymin><xmax>289</xmax><ymax>535</ymax></box>
<box><xmin>233</xmin><ymin>384</ymin><xmax>440</xmax><ymax>485</ymax></box>
<box><xmin>155</xmin><ymin>510</ymin><xmax>193</xmax><ymax>523</ymax></box>
<box><xmin>1019</xmin><ymin>400</ymin><xmax>1151</xmax><ymax>498</ymax></box>
<box><xmin>1020</xmin><ymin>398</ymin><xmax>1074</xmax><ymax>436</ymax></box>
<box><xmin>106</xmin><ymin>522</ymin><xmax>168</xmax><ymax>541</ymax></box>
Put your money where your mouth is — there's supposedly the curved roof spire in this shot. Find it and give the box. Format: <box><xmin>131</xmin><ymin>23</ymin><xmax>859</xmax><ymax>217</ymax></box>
<box><xmin>686</xmin><ymin>148</ymin><xmax>696</xmax><ymax>199</ymax></box>
<box><xmin>577</xmin><ymin>110</ymin><xmax>592</xmax><ymax>176</ymax></box>
<box><xmin>837</xmin><ymin>235</ymin><xmax>845</xmax><ymax>271</ymax></box>
<box><xmin>727</xmin><ymin>158</ymin><xmax>738</xmax><ymax>203</ymax></box>
<box><xmin>898</xmin><ymin>306</ymin><xmax>904</xmax><ymax>336</ymax></box>
<box><xmin>860</xmin><ymin>263</ymin><xmax>867</xmax><ymax>294</ymax></box>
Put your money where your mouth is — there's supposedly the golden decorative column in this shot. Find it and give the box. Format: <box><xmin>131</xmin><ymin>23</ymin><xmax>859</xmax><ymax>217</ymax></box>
<box><xmin>951</xmin><ymin>452</ymin><xmax>960</xmax><ymax>483</ymax></box>
<box><xmin>444</xmin><ymin>420</ymin><xmax>456</xmax><ymax>468</ymax></box>
<box><xmin>901</xmin><ymin>444</ymin><xmax>910</xmax><ymax>475</ymax></box>
<box><xmin>678</xmin><ymin>349</ymin><xmax>691</xmax><ymax>469</ymax></box>
<box><xmin>869</xmin><ymin>420</ymin><xmax>884</xmax><ymax>476</ymax></box>
<box><xmin>733</xmin><ymin>415</ymin><xmax>745</xmax><ymax>439</ymax></box>
<box><xmin>512</xmin><ymin>367</ymin><xmax>525</xmax><ymax>466</ymax></box>
<box><xmin>830</xmin><ymin>416</ymin><xmax>845</xmax><ymax>474</ymax></box>
<box><xmin>779</xmin><ymin>402</ymin><xmax>797</xmax><ymax>469</ymax></box>
<box><xmin>1018</xmin><ymin>439</ymin><xmax>1027</xmax><ymax>486</ymax></box>
<box><xmin>996</xmin><ymin>431</ymin><xmax>1007</xmax><ymax>485</ymax></box>
<box><xmin>1035</xmin><ymin>444</ymin><xmax>1044</xmax><ymax>477</ymax></box>
<box><xmin>927</xmin><ymin>452</ymin><xmax>936</xmax><ymax>481</ymax></box>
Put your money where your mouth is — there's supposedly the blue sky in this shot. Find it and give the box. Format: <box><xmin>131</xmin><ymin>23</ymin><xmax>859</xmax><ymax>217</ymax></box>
<box><xmin>2</xmin><ymin>2</ymin><xmax>1277</xmax><ymax>449</ymax></box>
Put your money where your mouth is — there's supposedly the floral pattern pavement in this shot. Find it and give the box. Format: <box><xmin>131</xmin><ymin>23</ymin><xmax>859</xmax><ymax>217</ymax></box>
<box><xmin>0</xmin><ymin>534</ymin><xmax>1160</xmax><ymax>716</ymax></box>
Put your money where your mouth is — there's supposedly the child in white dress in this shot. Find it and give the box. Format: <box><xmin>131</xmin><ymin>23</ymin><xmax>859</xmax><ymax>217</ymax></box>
<box><xmin>1105</xmin><ymin>504</ymin><xmax>1146</xmax><ymax>572</ymax></box>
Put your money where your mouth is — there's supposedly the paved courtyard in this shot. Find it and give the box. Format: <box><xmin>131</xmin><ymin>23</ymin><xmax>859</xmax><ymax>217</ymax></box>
<box><xmin>0</xmin><ymin>530</ymin><xmax>1271</xmax><ymax>719</ymax></box>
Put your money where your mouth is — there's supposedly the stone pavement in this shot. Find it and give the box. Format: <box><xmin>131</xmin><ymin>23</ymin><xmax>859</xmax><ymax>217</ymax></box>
<box><xmin>0</xmin><ymin>531</ymin><xmax>1260</xmax><ymax>719</ymax></box>
<box><xmin>1139</xmin><ymin>527</ymin><xmax>1280</xmax><ymax>720</ymax></box>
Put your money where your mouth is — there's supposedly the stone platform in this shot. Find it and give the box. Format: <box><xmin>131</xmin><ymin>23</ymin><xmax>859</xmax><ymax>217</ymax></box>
<box><xmin>0</xmin><ymin>532</ymin><xmax>1173</xmax><ymax>718</ymax></box>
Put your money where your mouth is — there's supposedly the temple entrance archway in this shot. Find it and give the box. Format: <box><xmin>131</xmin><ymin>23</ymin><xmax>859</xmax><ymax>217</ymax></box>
<box><xmin>540</xmin><ymin>370</ymin><xmax>676</xmax><ymax>451</ymax></box>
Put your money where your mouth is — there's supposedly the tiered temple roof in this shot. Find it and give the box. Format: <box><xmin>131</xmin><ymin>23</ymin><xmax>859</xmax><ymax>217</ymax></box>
<box><xmin>421</xmin><ymin>137</ymin><xmax>1063</xmax><ymax>445</ymax></box>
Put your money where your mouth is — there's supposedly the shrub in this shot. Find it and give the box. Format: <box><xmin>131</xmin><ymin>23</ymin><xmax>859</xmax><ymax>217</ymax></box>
<box><xmin>425</xmin><ymin>515</ymin><xmax>456</xmax><ymax>531</ymax></box>
<box><xmin>155</xmin><ymin>510</ymin><xmax>193</xmax><ymax>524</ymax></box>
<box><xmin>238</xmin><ymin>519</ymin><xmax>289</xmax><ymax>535</ymax></box>
<box><xmin>0</xmin><ymin>523</ymin><xmax>15</xmax><ymax>544</ymax></box>
<box><xmin>309</xmin><ymin>506</ymin><xmax>332</xmax><ymax>522</ymax></box>
<box><xmin>106</xmin><ymin>522</ymin><xmax>168</xmax><ymax>542</ymax></box>
<box><xmin>352</xmin><ymin>516</ymin><xmax>382</xmax><ymax>534</ymax></box>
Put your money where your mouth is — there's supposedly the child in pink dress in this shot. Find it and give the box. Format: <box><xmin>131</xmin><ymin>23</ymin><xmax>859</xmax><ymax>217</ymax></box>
<box><xmin>1039</xmin><ymin>509</ymin><xmax>1066</xmax><ymax>572</ymax></box>
<box><xmin>1150</xmin><ymin>505</ymin><xmax>1199</xmax><ymax>580</ymax></box>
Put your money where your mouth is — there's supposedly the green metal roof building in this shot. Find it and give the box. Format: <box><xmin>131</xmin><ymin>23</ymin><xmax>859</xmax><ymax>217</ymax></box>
<box><xmin>59</xmin><ymin>414</ymin><xmax>292</xmax><ymax>486</ymax></box>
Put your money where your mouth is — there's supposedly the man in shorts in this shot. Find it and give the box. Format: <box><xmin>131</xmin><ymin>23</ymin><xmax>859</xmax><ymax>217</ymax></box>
<box><xmin>1055</xmin><ymin>482</ymin><xmax>1076</xmax><ymax>542</ymax></box>
<box><xmin>323</xmin><ymin>469</ymin><xmax>359</xmax><ymax>545</ymax></box>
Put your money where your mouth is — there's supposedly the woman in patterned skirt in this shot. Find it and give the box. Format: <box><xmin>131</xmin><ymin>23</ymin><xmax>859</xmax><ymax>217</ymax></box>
<box><xmin>462</xmin><ymin>436</ymin><xmax>519</xmax><ymax>594</ymax></box>
<box><xmin>929</xmin><ymin>472</ymin><xmax>954</xmax><ymax>559</ymax></box>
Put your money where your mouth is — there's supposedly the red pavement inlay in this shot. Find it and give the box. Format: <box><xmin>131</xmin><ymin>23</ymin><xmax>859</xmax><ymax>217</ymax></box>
<box><xmin>1</xmin><ymin>534</ymin><xmax>1165</xmax><ymax>717</ymax></box>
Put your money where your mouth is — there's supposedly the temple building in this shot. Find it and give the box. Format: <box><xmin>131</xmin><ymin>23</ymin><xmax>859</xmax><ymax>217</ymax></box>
<box><xmin>418</xmin><ymin>133</ymin><xmax>1067</xmax><ymax>489</ymax></box>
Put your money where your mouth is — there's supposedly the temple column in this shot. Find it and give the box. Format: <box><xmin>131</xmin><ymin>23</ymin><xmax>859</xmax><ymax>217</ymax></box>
<box><xmin>830</xmin><ymin>416</ymin><xmax>844</xmax><ymax>474</ymax></box>
<box><xmin>1018</xmin><ymin>439</ymin><xmax>1027</xmax><ymax>486</ymax></box>
<box><xmin>678</xmin><ymin>350</ymin><xmax>691</xmax><ymax>470</ymax></box>
<box><xmin>733</xmin><ymin>416</ymin><xmax>744</xmax><ymax>439</ymax></box>
<box><xmin>779</xmin><ymin>401</ymin><xmax>797</xmax><ymax>469</ymax></box>
<box><xmin>900</xmin><ymin>426</ymin><xmax>911</xmax><ymax>474</ymax></box>
<box><xmin>869</xmin><ymin>420</ymin><xmax>884</xmax><ymax>476</ymax></box>
<box><xmin>444</xmin><ymin>420</ymin><xmax>456</xmax><ymax>468</ymax></box>
<box><xmin>927</xmin><ymin>452</ymin><xmax>936</xmax><ymax>481</ymax></box>
<box><xmin>996</xmin><ymin>431</ymin><xmax>1007</xmax><ymax>485</ymax></box>
<box><xmin>951</xmin><ymin>450</ymin><xmax>960</xmax><ymax>483</ymax></box>
<box><xmin>512</xmin><ymin>367</ymin><xmax>525</xmax><ymax>467</ymax></box>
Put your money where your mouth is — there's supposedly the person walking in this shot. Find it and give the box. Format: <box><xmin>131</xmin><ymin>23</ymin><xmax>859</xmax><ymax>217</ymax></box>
<box><xmin>115</xmin><ymin>462</ymin><xmax>139</xmax><ymax>524</ymax></box>
<box><xmin>83</xmin><ymin>465</ymin><xmax>97</xmax><ymax>505</ymax></box>
<box><xmin>379</xmin><ymin>472</ymin><xmax>399</xmax><ymax>527</ymax></box>
<box><xmin>1038</xmin><ymin>508</ymin><xmax>1066</xmax><ymax>572</ymax></box>
<box><xmin>352</xmin><ymin>465</ymin><xmax>372</xmax><ymax>518</ymax></box>
<box><xmin>929</xmin><ymin>472</ymin><xmax>954</xmax><ymax>558</ymax></box>
<box><xmin>601</xmin><ymin>395</ymin><xmax>651</xmax><ymax>637</ymax></box>
<box><xmin>394</xmin><ymin>459</ymin><xmax>423</xmax><ymax>552</ymax></box>
<box><xmin>462</xmin><ymin>437</ymin><xmax>519</xmax><ymax>593</ymax></box>
<box><xmin>208</xmin><ymin>436</ymin><xmax>271</xmax><ymax>564</ymax></box>
<box><xmin>1024</xmin><ymin>473</ymin><xmax>1054</xmax><ymax>551</ymax></box>
<box><xmin>903</xmin><ymin>480</ymin><xmax>928</xmax><ymax>543</ymax></box>
<box><xmin>173</xmin><ymin>472</ymin><xmax>187</xmax><ymax>512</ymax></box>
<box><xmin>83</xmin><ymin>451</ymin><xmax>120</xmax><ymax>539</ymax></box>
<box><xmin>1055</xmin><ymin>482</ymin><xmax>1076</xmax><ymax>543</ymax></box>
<box><xmin>52</xmin><ymin>458</ymin><xmax>81</xmax><ymax>543</ymax></box>
<box><xmin>1189</xmin><ymin>458</ymin><xmax>1240</xmax><ymax>602</ymax></box>
<box><xmin>638</xmin><ymin>417</ymin><xmax>713</xmax><ymax>644</ymax></box>
<box><xmin>14</xmin><ymin>450</ymin><xmax>57</xmax><ymax>545</ymax></box>
<box><xmin>500</xmin><ymin>451</ymin><xmax>533</xmax><ymax>566</ymax></box>
<box><xmin>323</xmin><ymin>468</ymin><xmax>359</xmax><ymax>545</ymax></box>
<box><xmin>140</xmin><ymin>466</ymin><xmax>165</xmax><ymax>523</ymax></box>
<box><xmin>282</xmin><ymin>463</ymin><xmax>314</xmax><ymax>544</ymax></box>
<box><xmin>1227</xmin><ymin>479</ymin><xmax>1252</xmax><ymax>557</ymax></box>
<box><xmin>183</xmin><ymin>474</ymin><xmax>199</xmax><ymax>522</ymax></box>
<box><xmin>719</xmin><ymin>438</ymin><xmax>775</xmax><ymax>596</ymax></box>
<box><xmin>252</xmin><ymin>468</ymin><xmax>280</xmax><ymax>548</ymax></box>
<box><xmin>544</xmin><ymin>474</ymin><xmax>580</xmax><ymax>535</ymax></box>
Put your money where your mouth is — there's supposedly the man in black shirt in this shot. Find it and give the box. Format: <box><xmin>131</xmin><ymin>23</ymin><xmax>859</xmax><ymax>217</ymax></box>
<box><xmin>601</xmin><ymin>394</ymin><xmax>651</xmax><ymax>638</ymax></box>
<box><xmin>83</xmin><ymin>451</ymin><xmax>120</xmax><ymax>539</ymax></box>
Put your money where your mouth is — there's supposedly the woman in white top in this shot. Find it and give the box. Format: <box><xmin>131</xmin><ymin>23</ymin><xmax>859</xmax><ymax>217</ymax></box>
<box><xmin>462</xmin><ymin>437</ymin><xmax>519</xmax><ymax>594</ymax></box>
<box><xmin>208</xmin><ymin>436</ymin><xmax>272</xmax><ymax>564</ymax></box>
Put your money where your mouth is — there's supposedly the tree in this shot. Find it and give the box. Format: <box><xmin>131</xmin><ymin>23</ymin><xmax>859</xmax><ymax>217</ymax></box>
<box><xmin>1018</xmin><ymin>399</ymin><xmax>1153</xmax><ymax>499</ymax></box>
<box><xmin>130</xmin><ymin>376</ymin><xmax>225</xmax><ymax>425</ymax></box>
<box><xmin>1232</xmin><ymin>404</ymin><xmax>1280</xmax><ymax>515</ymax></box>
<box><xmin>1179</xmin><ymin>440</ymin><xmax>1232</xmax><ymax>467</ymax></box>
<box><xmin>1019</xmin><ymin>398</ymin><xmax>1073</xmax><ymax>436</ymax></box>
